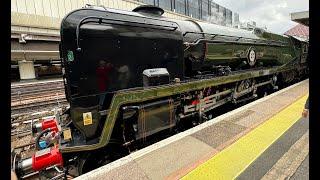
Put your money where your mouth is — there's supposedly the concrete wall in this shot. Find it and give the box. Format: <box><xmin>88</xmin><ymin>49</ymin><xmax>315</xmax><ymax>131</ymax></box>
<box><xmin>18</xmin><ymin>60</ymin><xmax>36</xmax><ymax>79</ymax></box>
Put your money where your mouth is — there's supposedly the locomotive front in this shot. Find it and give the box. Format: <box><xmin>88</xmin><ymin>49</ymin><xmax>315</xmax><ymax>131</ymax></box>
<box><xmin>13</xmin><ymin>5</ymin><xmax>186</xmax><ymax>178</ymax></box>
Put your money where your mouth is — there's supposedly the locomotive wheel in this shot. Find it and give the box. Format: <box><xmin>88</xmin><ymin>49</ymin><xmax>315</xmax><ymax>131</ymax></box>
<box><xmin>168</xmin><ymin>114</ymin><xmax>180</xmax><ymax>135</ymax></box>
<box><xmin>236</xmin><ymin>79</ymin><xmax>253</xmax><ymax>92</ymax></box>
<box><xmin>77</xmin><ymin>153</ymin><xmax>112</xmax><ymax>175</ymax></box>
<box><xmin>77</xmin><ymin>144</ymin><xmax>127</xmax><ymax>175</ymax></box>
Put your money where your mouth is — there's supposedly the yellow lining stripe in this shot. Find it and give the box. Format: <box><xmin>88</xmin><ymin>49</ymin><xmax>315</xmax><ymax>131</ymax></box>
<box><xmin>182</xmin><ymin>94</ymin><xmax>308</xmax><ymax>180</ymax></box>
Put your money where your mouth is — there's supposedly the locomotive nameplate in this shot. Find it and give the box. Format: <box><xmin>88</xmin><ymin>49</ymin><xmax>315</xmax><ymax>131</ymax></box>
<box><xmin>83</xmin><ymin>112</ymin><xmax>93</xmax><ymax>126</ymax></box>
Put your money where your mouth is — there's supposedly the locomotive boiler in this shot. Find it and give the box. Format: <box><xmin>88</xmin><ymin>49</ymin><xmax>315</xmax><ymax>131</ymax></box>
<box><xmin>12</xmin><ymin>5</ymin><xmax>308</xmax><ymax>179</ymax></box>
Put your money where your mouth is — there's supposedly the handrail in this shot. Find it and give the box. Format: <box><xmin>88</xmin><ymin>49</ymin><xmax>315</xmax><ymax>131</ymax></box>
<box><xmin>75</xmin><ymin>16</ymin><xmax>179</xmax><ymax>51</ymax></box>
<box><xmin>183</xmin><ymin>31</ymin><xmax>288</xmax><ymax>47</ymax></box>
<box><xmin>183</xmin><ymin>38</ymin><xmax>287</xmax><ymax>48</ymax></box>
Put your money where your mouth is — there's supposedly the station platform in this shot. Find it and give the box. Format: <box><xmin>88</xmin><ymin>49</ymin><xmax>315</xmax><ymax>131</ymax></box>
<box><xmin>76</xmin><ymin>79</ymin><xmax>309</xmax><ymax>180</ymax></box>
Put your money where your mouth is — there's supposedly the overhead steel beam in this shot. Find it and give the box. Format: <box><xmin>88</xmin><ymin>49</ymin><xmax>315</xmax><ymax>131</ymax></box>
<box><xmin>291</xmin><ymin>11</ymin><xmax>309</xmax><ymax>26</ymax></box>
<box><xmin>11</xmin><ymin>50</ymin><xmax>60</xmax><ymax>61</ymax></box>
<box><xmin>11</xmin><ymin>32</ymin><xmax>60</xmax><ymax>42</ymax></box>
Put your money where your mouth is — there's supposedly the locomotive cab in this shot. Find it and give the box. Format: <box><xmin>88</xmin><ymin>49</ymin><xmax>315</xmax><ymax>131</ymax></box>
<box><xmin>59</xmin><ymin>5</ymin><xmax>184</xmax><ymax>143</ymax></box>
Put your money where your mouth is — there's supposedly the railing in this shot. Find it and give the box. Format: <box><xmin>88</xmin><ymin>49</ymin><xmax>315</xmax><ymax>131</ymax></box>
<box><xmin>183</xmin><ymin>31</ymin><xmax>289</xmax><ymax>48</ymax></box>
<box><xmin>75</xmin><ymin>14</ymin><xmax>179</xmax><ymax>51</ymax></box>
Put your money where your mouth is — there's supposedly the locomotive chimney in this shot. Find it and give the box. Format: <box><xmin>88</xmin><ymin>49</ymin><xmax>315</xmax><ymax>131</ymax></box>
<box><xmin>132</xmin><ymin>5</ymin><xmax>164</xmax><ymax>16</ymax></box>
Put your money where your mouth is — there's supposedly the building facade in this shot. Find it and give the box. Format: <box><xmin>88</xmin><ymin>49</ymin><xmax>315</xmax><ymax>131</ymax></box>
<box><xmin>134</xmin><ymin>0</ymin><xmax>237</xmax><ymax>27</ymax></box>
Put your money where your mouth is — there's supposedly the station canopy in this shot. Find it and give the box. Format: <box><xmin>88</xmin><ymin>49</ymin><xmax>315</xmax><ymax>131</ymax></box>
<box><xmin>291</xmin><ymin>11</ymin><xmax>308</xmax><ymax>26</ymax></box>
<box><xmin>284</xmin><ymin>24</ymin><xmax>309</xmax><ymax>41</ymax></box>
<box><xmin>285</xmin><ymin>11</ymin><xmax>309</xmax><ymax>41</ymax></box>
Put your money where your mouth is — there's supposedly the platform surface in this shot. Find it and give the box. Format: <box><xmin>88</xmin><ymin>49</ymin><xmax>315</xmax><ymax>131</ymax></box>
<box><xmin>76</xmin><ymin>79</ymin><xmax>309</xmax><ymax>180</ymax></box>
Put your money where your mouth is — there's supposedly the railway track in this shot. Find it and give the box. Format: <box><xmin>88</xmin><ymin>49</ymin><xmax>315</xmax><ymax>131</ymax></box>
<box><xmin>12</xmin><ymin>83</ymin><xmax>64</xmax><ymax>93</ymax></box>
<box><xmin>11</xmin><ymin>79</ymin><xmax>68</xmax><ymax>142</ymax></box>
<box><xmin>11</xmin><ymin>88</ymin><xmax>65</xmax><ymax>101</ymax></box>
<box><xmin>11</xmin><ymin>79</ymin><xmax>68</xmax><ymax>116</ymax></box>
<box><xmin>12</xmin><ymin>99</ymin><xmax>68</xmax><ymax>116</ymax></box>
<box><xmin>11</xmin><ymin>79</ymin><xmax>63</xmax><ymax>89</ymax></box>
<box><xmin>11</xmin><ymin>109</ymin><xmax>62</xmax><ymax>124</ymax></box>
<box><xmin>11</xmin><ymin>130</ymin><xmax>32</xmax><ymax>138</ymax></box>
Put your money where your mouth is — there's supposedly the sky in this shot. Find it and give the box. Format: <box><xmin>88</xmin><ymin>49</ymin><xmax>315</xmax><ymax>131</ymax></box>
<box><xmin>214</xmin><ymin>0</ymin><xmax>309</xmax><ymax>34</ymax></box>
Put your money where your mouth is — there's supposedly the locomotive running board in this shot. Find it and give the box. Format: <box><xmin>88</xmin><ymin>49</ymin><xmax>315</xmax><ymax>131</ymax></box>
<box><xmin>60</xmin><ymin>65</ymin><xmax>295</xmax><ymax>153</ymax></box>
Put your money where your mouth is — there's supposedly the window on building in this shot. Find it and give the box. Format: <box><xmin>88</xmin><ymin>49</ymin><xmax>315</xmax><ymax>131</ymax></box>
<box><xmin>233</xmin><ymin>13</ymin><xmax>239</xmax><ymax>24</ymax></box>
<box><xmin>211</xmin><ymin>2</ymin><xmax>218</xmax><ymax>14</ymax></box>
<box><xmin>175</xmin><ymin>0</ymin><xmax>186</xmax><ymax>15</ymax></box>
<box><xmin>188</xmin><ymin>0</ymin><xmax>200</xmax><ymax>19</ymax></box>
<box><xmin>218</xmin><ymin>5</ymin><xmax>226</xmax><ymax>25</ymax></box>
<box><xmin>201</xmin><ymin>0</ymin><xmax>209</xmax><ymax>21</ymax></box>
<box><xmin>226</xmin><ymin>9</ymin><xmax>232</xmax><ymax>26</ymax></box>
<box><xmin>159</xmin><ymin>0</ymin><xmax>172</xmax><ymax>11</ymax></box>
<box><xmin>140</xmin><ymin>0</ymin><xmax>155</xmax><ymax>5</ymax></box>
<box><xmin>209</xmin><ymin>2</ymin><xmax>219</xmax><ymax>23</ymax></box>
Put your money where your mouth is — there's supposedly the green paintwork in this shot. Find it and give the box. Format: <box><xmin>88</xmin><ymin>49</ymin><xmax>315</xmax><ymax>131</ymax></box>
<box><xmin>205</xmin><ymin>37</ymin><xmax>295</xmax><ymax>66</ymax></box>
<box><xmin>58</xmin><ymin>8</ymin><xmax>307</xmax><ymax>153</ymax></box>
<box><xmin>60</xmin><ymin>65</ymin><xmax>295</xmax><ymax>153</ymax></box>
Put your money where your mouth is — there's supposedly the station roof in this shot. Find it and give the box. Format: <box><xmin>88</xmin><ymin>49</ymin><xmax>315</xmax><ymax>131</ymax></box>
<box><xmin>291</xmin><ymin>11</ymin><xmax>309</xmax><ymax>26</ymax></box>
<box><xmin>284</xmin><ymin>24</ymin><xmax>309</xmax><ymax>41</ymax></box>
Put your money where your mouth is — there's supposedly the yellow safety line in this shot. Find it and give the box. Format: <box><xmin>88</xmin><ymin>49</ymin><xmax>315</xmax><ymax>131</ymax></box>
<box><xmin>182</xmin><ymin>94</ymin><xmax>308</xmax><ymax>180</ymax></box>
